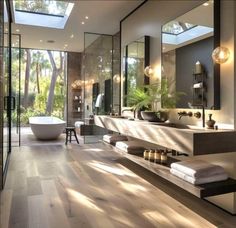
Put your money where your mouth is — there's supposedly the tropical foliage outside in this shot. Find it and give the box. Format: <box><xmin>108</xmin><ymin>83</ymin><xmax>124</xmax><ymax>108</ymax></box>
<box><xmin>12</xmin><ymin>48</ymin><xmax>66</xmax><ymax>126</ymax></box>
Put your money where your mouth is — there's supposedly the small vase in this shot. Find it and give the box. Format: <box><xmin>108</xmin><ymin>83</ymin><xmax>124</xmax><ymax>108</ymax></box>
<box><xmin>206</xmin><ymin>114</ymin><xmax>215</xmax><ymax>129</ymax></box>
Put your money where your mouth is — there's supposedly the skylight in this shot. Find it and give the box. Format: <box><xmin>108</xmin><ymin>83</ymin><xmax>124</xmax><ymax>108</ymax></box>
<box><xmin>13</xmin><ymin>0</ymin><xmax>74</xmax><ymax>29</ymax></box>
<box><xmin>15</xmin><ymin>0</ymin><xmax>69</xmax><ymax>17</ymax></box>
<box><xmin>162</xmin><ymin>21</ymin><xmax>196</xmax><ymax>35</ymax></box>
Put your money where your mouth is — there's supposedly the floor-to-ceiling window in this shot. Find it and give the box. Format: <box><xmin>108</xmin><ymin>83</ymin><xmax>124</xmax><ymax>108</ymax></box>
<box><xmin>1</xmin><ymin>0</ymin><xmax>12</xmax><ymax>189</ymax></box>
<box><xmin>18</xmin><ymin>49</ymin><xmax>67</xmax><ymax>144</ymax></box>
<box><xmin>11</xmin><ymin>34</ymin><xmax>21</xmax><ymax>147</ymax></box>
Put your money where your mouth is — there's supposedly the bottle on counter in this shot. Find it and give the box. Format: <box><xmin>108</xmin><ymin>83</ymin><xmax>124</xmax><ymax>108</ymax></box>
<box><xmin>143</xmin><ymin>150</ymin><xmax>149</xmax><ymax>160</ymax></box>
<box><xmin>161</xmin><ymin>150</ymin><xmax>168</xmax><ymax>165</ymax></box>
<box><xmin>149</xmin><ymin>150</ymin><xmax>155</xmax><ymax>162</ymax></box>
<box><xmin>154</xmin><ymin>149</ymin><xmax>161</xmax><ymax>163</ymax></box>
<box><xmin>206</xmin><ymin>114</ymin><xmax>216</xmax><ymax>129</ymax></box>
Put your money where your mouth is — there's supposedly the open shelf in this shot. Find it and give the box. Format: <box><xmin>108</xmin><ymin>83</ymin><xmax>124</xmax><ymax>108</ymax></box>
<box><xmin>104</xmin><ymin>142</ymin><xmax>236</xmax><ymax>198</ymax></box>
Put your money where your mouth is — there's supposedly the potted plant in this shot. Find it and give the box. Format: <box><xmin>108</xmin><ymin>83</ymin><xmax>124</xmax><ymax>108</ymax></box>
<box><xmin>125</xmin><ymin>79</ymin><xmax>185</xmax><ymax>121</ymax></box>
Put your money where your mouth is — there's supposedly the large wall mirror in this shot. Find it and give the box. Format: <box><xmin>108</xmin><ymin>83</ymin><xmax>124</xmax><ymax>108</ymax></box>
<box><xmin>161</xmin><ymin>0</ymin><xmax>220</xmax><ymax>109</ymax></box>
<box><xmin>123</xmin><ymin>36</ymin><xmax>150</xmax><ymax>106</ymax></box>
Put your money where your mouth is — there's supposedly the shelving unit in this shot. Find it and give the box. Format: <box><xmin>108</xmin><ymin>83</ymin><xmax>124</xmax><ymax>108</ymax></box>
<box><xmin>192</xmin><ymin>71</ymin><xmax>207</xmax><ymax>107</ymax></box>
<box><xmin>71</xmin><ymin>88</ymin><xmax>83</xmax><ymax>119</ymax></box>
<box><xmin>103</xmin><ymin>142</ymin><xmax>236</xmax><ymax>199</ymax></box>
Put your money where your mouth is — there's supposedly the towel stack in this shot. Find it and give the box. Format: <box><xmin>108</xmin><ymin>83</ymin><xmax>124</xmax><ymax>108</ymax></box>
<box><xmin>115</xmin><ymin>141</ymin><xmax>146</xmax><ymax>155</ymax></box>
<box><xmin>103</xmin><ymin>134</ymin><xmax>128</xmax><ymax>145</ymax></box>
<box><xmin>170</xmin><ymin>160</ymin><xmax>228</xmax><ymax>185</ymax></box>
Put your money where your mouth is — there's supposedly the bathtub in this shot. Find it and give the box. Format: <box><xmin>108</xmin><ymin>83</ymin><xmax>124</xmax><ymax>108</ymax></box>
<box><xmin>29</xmin><ymin>116</ymin><xmax>66</xmax><ymax>140</ymax></box>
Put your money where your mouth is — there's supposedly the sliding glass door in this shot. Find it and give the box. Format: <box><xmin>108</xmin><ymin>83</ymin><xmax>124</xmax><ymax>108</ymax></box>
<box><xmin>3</xmin><ymin>0</ymin><xmax>11</xmax><ymax>172</ymax></box>
<box><xmin>1</xmin><ymin>0</ymin><xmax>12</xmax><ymax>188</ymax></box>
<box><xmin>11</xmin><ymin>34</ymin><xmax>21</xmax><ymax>147</ymax></box>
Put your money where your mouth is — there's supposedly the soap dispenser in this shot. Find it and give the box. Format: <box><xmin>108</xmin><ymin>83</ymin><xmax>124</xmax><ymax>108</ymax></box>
<box><xmin>206</xmin><ymin>114</ymin><xmax>216</xmax><ymax>129</ymax></box>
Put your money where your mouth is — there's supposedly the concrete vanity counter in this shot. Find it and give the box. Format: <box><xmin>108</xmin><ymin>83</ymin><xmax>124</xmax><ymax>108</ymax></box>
<box><xmin>94</xmin><ymin>115</ymin><xmax>236</xmax><ymax>156</ymax></box>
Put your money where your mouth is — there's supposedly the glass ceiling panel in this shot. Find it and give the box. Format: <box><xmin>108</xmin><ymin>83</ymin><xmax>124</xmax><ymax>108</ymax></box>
<box><xmin>162</xmin><ymin>21</ymin><xmax>196</xmax><ymax>35</ymax></box>
<box><xmin>13</xmin><ymin>0</ymin><xmax>74</xmax><ymax>29</ymax></box>
<box><xmin>14</xmin><ymin>0</ymin><xmax>69</xmax><ymax>17</ymax></box>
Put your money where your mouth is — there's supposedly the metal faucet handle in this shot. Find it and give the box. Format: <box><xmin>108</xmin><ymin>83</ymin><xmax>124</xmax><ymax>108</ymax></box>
<box><xmin>178</xmin><ymin>111</ymin><xmax>187</xmax><ymax>115</ymax></box>
<box><xmin>194</xmin><ymin>112</ymin><xmax>201</xmax><ymax>119</ymax></box>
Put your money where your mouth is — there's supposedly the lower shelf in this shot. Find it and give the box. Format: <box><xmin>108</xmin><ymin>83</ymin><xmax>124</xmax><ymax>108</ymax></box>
<box><xmin>103</xmin><ymin>142</ymin><xmax>236</xmax><ymax>198</ymax></box>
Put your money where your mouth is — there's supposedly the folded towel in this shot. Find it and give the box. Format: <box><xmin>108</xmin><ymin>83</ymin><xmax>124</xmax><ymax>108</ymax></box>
<box><xmin>95</xmin><ymin>94</ymin><xmax>104</xmax><ymax>108</ymax></box>
<box><xmin>170</xmin><ymin>160</ymin><xmax>226</xmax><ymax>178</ymax></box>
<box><xmin>103</xmin><ymin>134</ymin><xmax>128</xmax><ymax>144</ymax></box>
<box><xmin>170</xmin><ymin>168</ymin><xmax>228</xmax><ymax>185</ymax></box>
<box><xmin>115</xmin><ymin>141</ymin><xmax>146</xmax><ymax>155</ymax></box>
<box><xmin>75</xmin><ymin>121</ymin><xmax>84</xmax><ymax>128</ymax></box>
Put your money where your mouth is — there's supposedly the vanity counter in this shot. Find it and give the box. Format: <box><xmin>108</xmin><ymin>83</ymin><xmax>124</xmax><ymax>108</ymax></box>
<box><xmin>94</xmin><ymin>115</ymin><xmax>236</xmax><ymax>155</ymax></box>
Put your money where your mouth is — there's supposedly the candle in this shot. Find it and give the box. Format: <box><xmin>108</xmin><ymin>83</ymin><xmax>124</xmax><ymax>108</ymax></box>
<box><xmin>195</xmin><ymin>61</ymin><xmax>202</xmax><ymax>74</ymax></box>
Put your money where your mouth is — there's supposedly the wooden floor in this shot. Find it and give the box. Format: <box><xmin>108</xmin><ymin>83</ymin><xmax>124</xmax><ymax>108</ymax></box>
<box><xmin>1</xmin><ymin>142</ymin><xmax>236</xmax><ymax>228</ymax></box>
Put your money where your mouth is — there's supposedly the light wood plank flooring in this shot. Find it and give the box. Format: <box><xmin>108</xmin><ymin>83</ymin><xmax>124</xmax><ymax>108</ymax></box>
<box><xmin>1</xmin><ymin>142</ymin><xmax>236</xmax><ymax>228</ymax></box>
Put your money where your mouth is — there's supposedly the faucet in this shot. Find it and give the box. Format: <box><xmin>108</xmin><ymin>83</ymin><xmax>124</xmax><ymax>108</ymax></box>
<box><xmin>121</xmin><ymin>108</ymin><xmax>135</xmax><ymax>118</ymax></box>
<box><xmin>121</xmin><ymin>108</ymin><xmax>134</xmax><ymax>114</ymax></box>
<box><xmin>192</xmin><ymin>104</ymin><xmax>205</xmax><ymax>128</ymax></box>
<box><xmin>177</xmin><ymin>111</ymin><xmax>193</xmax><ymax>120</ymax></box>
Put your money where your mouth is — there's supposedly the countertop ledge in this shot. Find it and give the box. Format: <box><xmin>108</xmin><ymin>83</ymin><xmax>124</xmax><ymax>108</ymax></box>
<box><xmin>94</xmin><ymin>115</ymin><xmax>236</xmax><ymax>156</ymax></box>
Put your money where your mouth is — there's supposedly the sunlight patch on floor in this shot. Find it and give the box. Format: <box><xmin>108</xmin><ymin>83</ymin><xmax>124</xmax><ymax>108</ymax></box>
<box><xmin>83</xmin><ymin>148</ymin><xmax>105</xmax><ymax>152</ymax></box>
<box><xmin>118</xmin><ymin>180</ymin><xmax>147</xmax><ymax>193</ymax></box>
<box><xmin>67</xmin><ymin>188</ymin><xmax>104</xmax><ymax>213</ymax></box>
<box><xmin>88</xmin><ymin>161</ymin><xmax>136</xmax><ymax>177</ymax></box>
<box><xmin>143</xmin><ymin>210</ymin><xmax>175</xmax><ymax>227</ymax></box>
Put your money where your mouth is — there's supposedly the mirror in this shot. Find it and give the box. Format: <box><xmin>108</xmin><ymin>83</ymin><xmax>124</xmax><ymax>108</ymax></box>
<box><xmin>123</xmin><ymin>36</ymin><xmax>150</xmax><ymax>106</ymax></box>
<box><xmin>161</xmin><ymin>0</ymin><xmax>220</xmax><ymax>109</ymax></box>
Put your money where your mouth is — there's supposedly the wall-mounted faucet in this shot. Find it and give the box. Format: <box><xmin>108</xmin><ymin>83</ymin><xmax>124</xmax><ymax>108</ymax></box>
<box><xmin>177</xmin><ymin>111</ymin><xmax>193</xmax><ymax>120</ymax></box>
<box><xmin>191</xmin><ymin>104</ymin><xmax>205</xmax><ymax>128</ymax></box>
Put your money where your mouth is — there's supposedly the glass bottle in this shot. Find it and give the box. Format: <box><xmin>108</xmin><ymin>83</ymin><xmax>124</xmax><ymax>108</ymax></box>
<box><xmin>149</xmin><ymin>150</ymin><xmax>155</xmax><ymax>162</ymax></box>
<box><xmin>154</xmin><ymin>149</ymin><xmax>161</xmax><ymax>163</ymax></box>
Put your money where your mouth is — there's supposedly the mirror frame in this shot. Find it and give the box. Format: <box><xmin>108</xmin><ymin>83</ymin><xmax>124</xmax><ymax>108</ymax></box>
<box><xmin>123</xmin><ymin>35</ymin><xmax>150</xmax><ymax>106</ymax></box>
<box><xmin>161</xmin><ymin>0</ymin><xmax>220</xmax><ymax>110</ymax></box>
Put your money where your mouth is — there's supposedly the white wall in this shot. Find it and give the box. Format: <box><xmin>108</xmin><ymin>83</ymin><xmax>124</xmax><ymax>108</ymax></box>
<box><xmin>121</xmin><ymin>0</ymin><xmax>236</xmax><ymax>213</ymax></box>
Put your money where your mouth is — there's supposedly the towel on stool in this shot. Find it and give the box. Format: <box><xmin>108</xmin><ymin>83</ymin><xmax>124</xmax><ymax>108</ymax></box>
<box><xmin>115</xmin><ymin>141</ymin><xmax>146</xmax><ymax>155</ymax></box>
<box><xmin>170</xmin><ymin>160</ymin><xmax>226</xmax><ymax>178</ymax></box>
<box><xmin>103</xmin><ymin>134</ymin><xmax>128</xmax><ymax>145</ymax></box>
<box><xmin>170</xmin><ymin>168</ymin><xmax>228</xmax><ymax>185</ymax></box>
<box><xmin>75</xmin><ymin>121</ymin><xmax>84</xmax><ymax>128</ymax></box>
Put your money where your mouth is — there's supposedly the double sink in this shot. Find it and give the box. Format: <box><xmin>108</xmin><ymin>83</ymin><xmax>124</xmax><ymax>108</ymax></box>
<box><xmin>110</xmin><ymin>115</ymin><xmax>202</xmax><ymax>130</ymax></box>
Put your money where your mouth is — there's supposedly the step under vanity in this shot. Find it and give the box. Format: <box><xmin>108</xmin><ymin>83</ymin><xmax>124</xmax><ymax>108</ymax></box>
<box><xmin>95</xmin><ymin>115</ymin><xmax>236</xmax><ymax>200</ymax></box>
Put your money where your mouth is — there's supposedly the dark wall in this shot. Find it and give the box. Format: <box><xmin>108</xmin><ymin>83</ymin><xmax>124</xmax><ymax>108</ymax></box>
<box><xmin>176</xmin><ymin>36</ymin><xmax>214</xmax><ymax>109</ymax></box>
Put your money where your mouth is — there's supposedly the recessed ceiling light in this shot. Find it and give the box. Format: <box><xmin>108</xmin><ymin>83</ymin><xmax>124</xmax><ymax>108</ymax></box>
<box><xmin>16</xmin><ymin>29</ymin><xmax>20</xmax><ymax>32</ymax></box>
<box><xmin>47</xmin><ymin>40</ymin><xmax>55</xmax><ymax>43</ymax></box>
<box><xmin>81</xmin><ymin>21</ymin><xmax>85</xmax><ymax>25</ymax></box>
<box><xmin>203</xmin><ymin>2</ymin><xmax>209</xmax><ymax>6</ymax></box>
<box><xmin>85</xmin><ymin>16</ymin><xmax>89</xmax><ymax>19</ymax></box>
<box><xmin>40</xmin><ymin>40</ymin><xmax>43</xmax><ymax>42</ymax></box>
<box><xmin>70</xmin><ymin>34</ymin><xmax>74</xmax><ymax>38</ymax></box>
<box><xmin>65</xmin><ymin>44</ymin><xmax>68</xmax><ymax>47</ymax></box>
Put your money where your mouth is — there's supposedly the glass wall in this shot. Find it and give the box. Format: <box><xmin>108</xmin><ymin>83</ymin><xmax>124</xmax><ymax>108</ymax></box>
<box><xmin>11</xmin><ymin>34</ymin><xmax>21</xmax><ymax>147</ymax></box>
<box><xmin>1</xmin><ymin>0</ymin><xmax>11</xmax><ymax>189</ymax></box>
<box><xmin>82</xmin><ymin>33</ymin><xmax>113</xmax><ymax>143</ymax></box>
<box><xmin>112</xmin><ymin>32</ymin><xmax>121</xmax><ymax>114</ymax></box>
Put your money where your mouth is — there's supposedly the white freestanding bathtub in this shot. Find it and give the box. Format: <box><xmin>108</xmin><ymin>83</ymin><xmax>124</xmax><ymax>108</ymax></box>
<box><xmin>29</xmin><ymin>116</ymin><xmax>66</xmax><ymax>140</ymax></box>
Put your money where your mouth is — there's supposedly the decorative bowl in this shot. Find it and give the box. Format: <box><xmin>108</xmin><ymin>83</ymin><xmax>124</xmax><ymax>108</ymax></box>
<box><xmin>141</xmin><ymin>111</ymin><xmax>168</xmax><ymax>122</ymax></box>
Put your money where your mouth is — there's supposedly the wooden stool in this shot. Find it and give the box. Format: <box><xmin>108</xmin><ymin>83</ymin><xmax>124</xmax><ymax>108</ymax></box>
<box><xmin>65</xmin><ymin>127</ymin><xmax>79</xmax><ymax>145</ymax></box>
